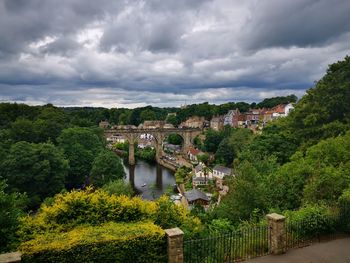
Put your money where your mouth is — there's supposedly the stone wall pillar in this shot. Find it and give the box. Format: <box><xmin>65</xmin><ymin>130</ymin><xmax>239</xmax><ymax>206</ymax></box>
<box><xmin>165</xmin><ymin>228</ymin><xmax>184</xmax><ymax>263</ymax></box>
<box><xmin>267</xmin><ymin>213</ymin><xmax>286</xmax><ymax>255</ymax></box>
<box><xmin>0</xmin><ymin>252</ymin><xmax>22</xmax><ymax>263</ymax></box>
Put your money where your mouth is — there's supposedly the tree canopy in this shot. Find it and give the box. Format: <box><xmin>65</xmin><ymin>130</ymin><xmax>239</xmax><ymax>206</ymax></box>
<box><xmin>57</xmin><ymin>127</ymin><xmax>104</xmax><ymax>189</ymax></box>
<box><xmin>90</xmin><ymin>150</ymin><xmax>125</xmax><ymax>187</ymax></box>
<box><xmin>0</xmin><ymin>142</ymin><xmax>68</xmax><ymax>208</ymax></box>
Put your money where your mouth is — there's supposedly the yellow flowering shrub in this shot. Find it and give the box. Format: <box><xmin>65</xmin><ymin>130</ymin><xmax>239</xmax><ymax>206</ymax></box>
<box><xmin>19</xmin><ymin>188</ymin><xmax>201</xmax><ymax>242</ymax></box>
<box><xmin>20</xmin><ymin>222</ymin><xmax>166</xmax><ymax>263</ymax></box>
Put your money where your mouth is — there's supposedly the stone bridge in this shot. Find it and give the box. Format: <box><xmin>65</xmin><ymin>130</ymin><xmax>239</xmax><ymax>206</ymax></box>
<box><xmin>104</xmin><ymin>128</ymin><xmax>202</xmax><ymax>165</ymax></box>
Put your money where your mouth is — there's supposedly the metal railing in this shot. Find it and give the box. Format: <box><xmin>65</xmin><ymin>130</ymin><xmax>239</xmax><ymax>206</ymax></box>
<box><xmin>184</xmin><ymin>225</ymin><xmax>270</xmax><ymax>263</ymax></box>
<box><xmin>285</xmin><ymin>217</ymin><xmax>337</xmax><ymax>249</ymax></box>
<box><xmin>285</xmin><ymin>206</ymin><xmax>350</xmax><ymax>249</ymax></box>
<box><xmin>183</xmin><ymin>205</ymin><xmax>350</xmax><ymax>263</ymax></box>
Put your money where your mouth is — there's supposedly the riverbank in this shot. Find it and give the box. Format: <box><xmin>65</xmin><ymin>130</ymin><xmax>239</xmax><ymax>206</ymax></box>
<box><xmin>158</xmin><ymin>158</ymin><xmax>177</xmax><ymax>172</ymax></box>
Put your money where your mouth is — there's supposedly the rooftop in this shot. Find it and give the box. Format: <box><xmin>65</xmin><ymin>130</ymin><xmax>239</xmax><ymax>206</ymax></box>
<box><xmin>213</xmin><ymin>165</ymin><xmax>232</xmax><ymax>175</ymax></box>
<box><xmin>184</xmin><ymin>189</ymin><xmax>209</xmax><ymax>202</ymax></box>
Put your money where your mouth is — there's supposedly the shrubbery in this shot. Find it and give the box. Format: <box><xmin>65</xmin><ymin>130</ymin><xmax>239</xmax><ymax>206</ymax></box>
<box><xmin>102</xmin><ymin>180</ymin><xmax>134</xmax><ymax>197</ymax></box>
<box><xmin>284</xmin><ymin>204</ymin><xmax>338</xmax><ymax>238</ymax></box>
<box><xmin>18</xmin><ymin>188</ymin><xmax>201</xmax><ymax>242</ymax></box>
<box><xmin>20</xmin><ymin>222</ymin><xmax>166</xmax><ymax>263</ymax></box>
<box><xmin>135</xmin><ymin>146</ymin><xmax>156</xmax><ymax>162</ymax></box>
<box><xmin>339</xmin><ymin>188</ymin><xmax>350</xmax><ymax>233</ymax></box>
<box><xmin>0</xmin><ymin>180</ymin><xmax>27</xmax><ymax>253</ymax></box>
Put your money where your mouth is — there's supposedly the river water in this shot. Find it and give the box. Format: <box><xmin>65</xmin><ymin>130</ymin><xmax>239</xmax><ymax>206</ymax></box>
<box><xmin>122</xmin><ymin>159</ymin><xmax>176</xmax><ymax>200</ymax></box>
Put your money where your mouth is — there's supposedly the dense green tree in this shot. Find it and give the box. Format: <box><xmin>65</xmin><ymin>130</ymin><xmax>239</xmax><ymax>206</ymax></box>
<box><xmin>214</xmin><ymin>161</ymin><xmax>267</xmax><ymax>223</ymax></box>
<box><xmin>166</xmin><ymin>114</ymin><xmax>179</xmax><ymax>126</ymax></box>
<box><xmin>140</xmin><ymin>109</ymin><xmax>156</xmax><ymax>122</ymax></box>
<box><xmin>167</xmin><ymin>134</ymin><xmax>183</xmax><ymax>145</ymax></box>
<box><xmin>58</xmin><ymin>127</ymin><xmax>104</xmax><ymax>189</ymax></box>
<box><xmin>0</xmin><ymin>180</ymin><xmax>27</xmax><ymax>253</ymax></box>
<box><xmin>102</xmin><ymin>180</ymin><xmax>134</xmax><ymax>197</ymax></box>
<box><xmin>193</xmin><ymin>136</ymin><xmax>204</xmax><ymax>151</ymax></box>
<box><xmin>204</xmin><ymin>129</ymin><xmax>224</xmax><ymax>153</ymax></box>
<box><xmin>257</xmin><ymin>94</ymin><xmax>297</xmax><ymax>109</ymax></box>
<box><xmin>266</xmin><ymin>131</ymin><xmax>350</xmax><ymax>209</ymax></box>
<box><xmin>265</xmin><ymin>153</ymin><xmax>312</xmax><ymax>210</ymax></box>
<box><xmin>0</xmin><ymin>142</ymin><xmax>68</xmax><ymax>208</ymax></box>
<box><xmin>301</xmin><ymin>131</ymin><xmax>350</xmax><ymax>204</ymax></box>
<box><xmin>241</xmin><ymin>122</ymin><xmax>298</xmax><ymax>164</ymax></box>
<box><xmin>118</xmin><ymin>111</ymin><xmax>132</xmax><ymax>125</ymax></box>
<box><xmin>135</xmin><ymin>146</ymin><xmax>156</xmax><ymax>162</ymax></box>
<box><xmin>197</xmin><ymin>153</ymin><xmax>209</xmax><ymax>165</ymax></box>
<box><xmin>215</xmin><ymin>129</ymin><xmax>253</xmax><ymax>166</ymax></box>
<box><xmin>0</xmin><ymin>103</ymin><xmax>40</xmax><ymax>129</ymax></box>
<box><xmin>33</xmin><ymin>106</ymin><xmax>68</xmax><ymax>143</ymax></box>
<box><xmin>90</xmin><ymin>150</ymin><xmax>125</xmax><ymax>187</ymax></box>
<box><xmin>9</xmin><ymin>118</ymin><xmax>36</xmax><ymax>143</ymax></box>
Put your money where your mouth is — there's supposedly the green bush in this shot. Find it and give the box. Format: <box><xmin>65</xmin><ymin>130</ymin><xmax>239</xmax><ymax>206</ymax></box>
<box><xmin>102</xmin><ymin>180</ymin><xmax>134</xmax><ymax>197</ymax></box>
<box><xmin>339</xmin><ymin>188</ymin><xmax>350</xmax><ymax>233</ymax></box>
<box><xmin>20</xmin><ymin>222</ymin><xmax>166</xmax><ymax>263</ymax></box>
<box><xmin>284</xmin><ymin>204</ymin><xmax>337</xmax><ymax>238</ymax></box>
<box><xmin>0</xmin><ymin>180</ymin><xmax>27</xmax><ymax>253</ymax></box>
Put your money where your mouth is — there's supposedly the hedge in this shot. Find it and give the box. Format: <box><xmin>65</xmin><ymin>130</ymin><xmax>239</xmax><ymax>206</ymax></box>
<box><xmin>20</xmin><ymin>222</ymin><xmax>166</xmax><ymax>263</ymax></box>
<box><xmin>18</xmin><ymin>189</ymin><xmax>201</xmax><ymax>241</ymax></box>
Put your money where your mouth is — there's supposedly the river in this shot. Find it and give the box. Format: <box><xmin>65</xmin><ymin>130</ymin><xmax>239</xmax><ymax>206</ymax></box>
<box><xmin>122</xmin><ymin>159</ymin><xmax>176</xmax><ymax>200</ymax></box>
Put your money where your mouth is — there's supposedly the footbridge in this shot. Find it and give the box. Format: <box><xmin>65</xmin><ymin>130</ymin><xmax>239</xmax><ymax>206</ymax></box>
<box><xmin>104</xmin><ymin>127</ymin><xmax>202</xmax><ymax>165</ymax></box>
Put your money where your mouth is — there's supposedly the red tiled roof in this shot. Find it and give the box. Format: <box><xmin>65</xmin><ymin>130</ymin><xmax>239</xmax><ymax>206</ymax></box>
<box><xmin>238</xmin><ymin>115</ymin><xmax>246</xmax><ymax>121</ymax></box>
<box><xmin>188</xmin><ymin>147</ymin><xmax>201</xmax><ymax>155</ymax></box>
<box><xmin>272</xmin><ymin>104</ymin><xmax>286</xmax><ymax>114</ymax></box>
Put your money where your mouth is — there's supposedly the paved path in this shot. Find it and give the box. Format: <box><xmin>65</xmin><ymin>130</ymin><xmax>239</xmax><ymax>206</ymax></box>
<box><xmin>247</xmin><ymin>238</ymin><xmax>350</xmax><ymax>263</ymax></box>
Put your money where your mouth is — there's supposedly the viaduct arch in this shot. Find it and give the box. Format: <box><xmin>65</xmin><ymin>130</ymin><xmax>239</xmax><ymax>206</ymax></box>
<box><xmin>104</xmin><ymin>128</ymin><xmax>202</xmax><ymax>165</ymax></box>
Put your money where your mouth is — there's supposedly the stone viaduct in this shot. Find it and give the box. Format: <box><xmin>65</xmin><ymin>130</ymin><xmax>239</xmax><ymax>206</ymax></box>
<box><xmin>104</xmin><ymin>127</ymin><xmax>202</xmax><ymax>165</ymax></box>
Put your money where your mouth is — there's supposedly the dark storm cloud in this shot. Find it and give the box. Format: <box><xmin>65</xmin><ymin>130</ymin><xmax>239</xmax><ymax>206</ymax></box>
<box><xmin>0</xmin><ymin>0</ymin><xmax>121</xmax><ymax>55</ymax></box>
<box><xmin>242</xmin><ymin>0</ymin><xmax>350</xmax><ymax>50</ymax></box>
<box><xmin>0</xmin><ymin>0</ymin><xmax>349</xmax><ymax>107</ymax></box>
<box><xmin>39</xmin><ymin>37</ymin><xmax>80</xmax><ymax>56</ymax></box>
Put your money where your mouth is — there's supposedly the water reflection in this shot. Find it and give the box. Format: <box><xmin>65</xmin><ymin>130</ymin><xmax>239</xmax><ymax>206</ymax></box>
<box><xmin>123</xmin><ymin>159</ymin><xmax>175</xmax><ymax>200</ymax></box>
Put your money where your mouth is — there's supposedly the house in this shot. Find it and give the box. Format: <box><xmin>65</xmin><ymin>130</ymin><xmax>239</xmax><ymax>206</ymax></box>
<box><xmin>107</xmin><ymin>135</ymin><xmax>126</xmax><ymax>144</ymax></box>
<box><xmin>164</xmin><ymin>123</ymin><xmax>175</xmax><ymax>129</ymax></box>
<box><xmin>263</xmin><ymin>110</ymin><xmax>274</xmax><ymax>123</ymax></box>
<box><xmin>99</xmin><ymin>120</ymin><xmax>109</xmax><ymax>129</ymax></box>
<box><xmin>142</xmin><ymin>120</ymin><xmax>165</xmax><ymax>129</ymax></box>
<box><xmin>167</xmin><ymin>112</ymin><xmax>177</xmax><ymax>117</ymax></box>
<box><xmin>238</xmin><ymin>114</ymin><xmax>247</xmax><ymax>127</ymax></box>
<box><xmin>271</xmin><ymin>104</ymin><xmax>294</xmax><ymax>119</ymax></box>
<box><xmin>180</xmin><ymin>116</ymin><xmax>205</xmax><ymax>128</ymax></box>
<box><xmin>213</xmin><ymin>165</ymin><xmax>233</xmax><ymax>189</ymax></box>
<box><xmin>138</xmin><ymin>141</ymin><xmax>153</xmax><ymax>149</ymax></box>
<box><xmin>284</xmin><ymin>103</ymin><xmax>294</xmax><ymax>116</ymax></box>
<box><xmin>164</xmin><ymin>143</ymin><xmax>181</xmax><ymax>154</ymax></box>
<box><xmin>224</xmin><ymin>109</ymin><xmax>240</xmax><ymax>127</ymax></box>
<box><xmin>245</xmin><ymin>109</ymin><xmax>264</xmax><ymax>125</ymax></box>
<box><xmin>192</xmin><ymin>163</ymin><xmax>213</xmax><ymax>186</ymax></box>
<box><xmin>213</xmin><ymin>165</ymin><xmax>232</xmax><ymax>179</ymax></box>
<box><xmin>187</xmin><ymin>147</ymin><xmax>203</xmax><ymax>162</ymax></box>
<box><xmin>184</xmin><ymin>189</ymin><xmax>210</xmax><ymax>206</ymax></box>
<box><xmin>210</xmin><ymin>116</ymin><xmax>224</xmax><ymax>131</ymax></box>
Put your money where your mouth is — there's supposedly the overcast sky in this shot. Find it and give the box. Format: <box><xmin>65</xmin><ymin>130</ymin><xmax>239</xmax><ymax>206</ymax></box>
<box><xmin>0</xmin><ymin>0</ymin><xmax>349</xmax><ymax>108</ymax></box>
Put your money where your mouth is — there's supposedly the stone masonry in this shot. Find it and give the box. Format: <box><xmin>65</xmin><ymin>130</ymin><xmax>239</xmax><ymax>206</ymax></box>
<box><xmin>267</xmin><ymin>213</ymin><xmax>286</xmax><ymax>255</ymax></box>
<box><xmin>165</xmin><ymin>228</ymin><xmax>184</xmax><ymax>263</ymax></box>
